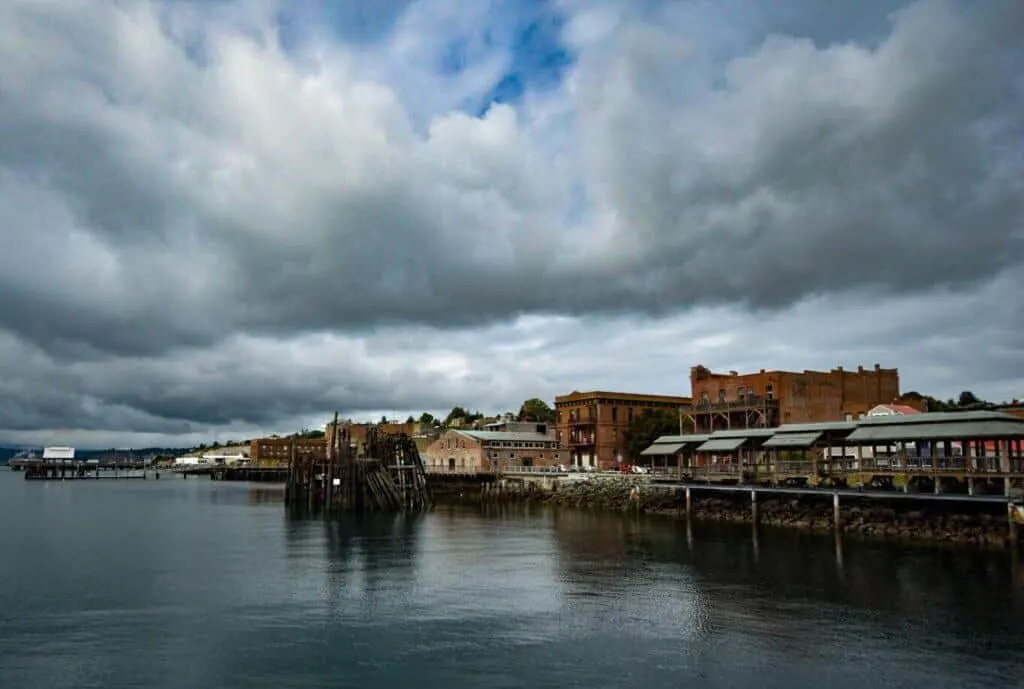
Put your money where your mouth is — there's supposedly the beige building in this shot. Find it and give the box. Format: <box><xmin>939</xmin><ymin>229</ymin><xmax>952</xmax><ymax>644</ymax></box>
<box><xmin>249</xmin><ymin>437</ymin><xmax>327</xmax><ymax>465</ymax></box>
<box><xmin>423</xmin><ymin>429</ymin><xmax>567</xmax><ymax>473</ymax></box>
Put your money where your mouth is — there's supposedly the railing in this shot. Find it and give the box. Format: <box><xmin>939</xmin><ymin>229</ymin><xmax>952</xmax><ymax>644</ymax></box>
<box><xmin>861</xmin><ymin>455</ymin><xmax>1024</xmax><ymax>474</ymax></box>
<box><xmin>500</xmin><ymin>466</ymin><xmax>571</xmax><ymax>475</ymax></box>
<box><xmin>688</xmin><ymin>397</ymin><xmax>779</xmax><ymax>412</ymax></box>
<box><xmin>424</xmin><ymin>467</ymin><xmax>494</xmax><ymax>476</ymax></box>
<box><xmin>691</xmin><ymin>464</ymin><xmax>744</xmax><ymax>478</ymax></box>
<box><xmin>666</xmin><ymin>455</ymin><xmax>1024</xmax><ymax>479</ymax></box>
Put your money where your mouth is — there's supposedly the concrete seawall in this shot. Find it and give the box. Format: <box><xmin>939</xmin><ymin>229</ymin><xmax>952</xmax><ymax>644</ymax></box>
<box><xmin>444</xmin><ymin>476</ymin><xmax>1020</xmax><ymax>549</ymax></box>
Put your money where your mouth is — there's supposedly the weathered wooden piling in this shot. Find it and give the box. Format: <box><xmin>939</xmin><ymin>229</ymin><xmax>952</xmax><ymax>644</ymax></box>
<box><xmin>286</xmin><ymin>412</ymin><xmax>433</xmax><ymax>513</ymax></box>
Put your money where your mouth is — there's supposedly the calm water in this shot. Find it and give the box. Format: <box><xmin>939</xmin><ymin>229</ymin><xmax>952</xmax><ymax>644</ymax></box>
<box><xmin>1</xmin><ymin>471</ymin><xmax>1023</xmax><ymax>688</ymax></box>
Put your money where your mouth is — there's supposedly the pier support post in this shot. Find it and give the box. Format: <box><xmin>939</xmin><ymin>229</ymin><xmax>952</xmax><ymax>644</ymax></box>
<box><xmin>750</xmin><ymin>489</ymin><xmax>758</xmax><ymax>524</ymax></box>
<box><xmin>934</xmin><ymin>477</ymin><xmax>941</xmax><ymax>495</ymax></box>
<box><xmin>1005</xmin><ymin>478</ymin><xmax>1011</xmax><ymax>498</ymax></box>
<box><xmin>968</xmin><ymin>478</ymin><xmax>975</xmax><ymax>496</ymax></box>
<box><xmin>1009</xmin><ymin>503</ymin><xmax>1018</xmax><ymax>545</ymax></box>
<box><xmin>833</xmin><ymin>492</ymin><xmax>841</xmax><ymax>530</ymax></box>
<box><xmin>685</xmin><ymin>486</ymin><xmax>692</xmax><ymax>518</ymax></box>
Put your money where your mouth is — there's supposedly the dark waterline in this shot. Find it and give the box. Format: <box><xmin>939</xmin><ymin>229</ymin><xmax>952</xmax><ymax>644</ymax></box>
<box><xmin>1</xmin><ymin>471</ymin><xmax>1022</xmax><ymax>688</ymax></box>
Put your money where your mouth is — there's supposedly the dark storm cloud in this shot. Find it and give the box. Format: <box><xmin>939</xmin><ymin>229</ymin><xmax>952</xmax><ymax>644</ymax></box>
<box><xmin>0</xmin><ymin>0</ymin><xmax>1019</xmax><ymax>361</ymax></box>
<box><xmin>0</xmin><ymin>0</ymin><xmax>1020</xmax><ymax>441</ymax></box>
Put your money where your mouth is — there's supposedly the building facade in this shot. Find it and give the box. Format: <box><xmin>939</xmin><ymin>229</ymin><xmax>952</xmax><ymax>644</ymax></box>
<box><xmin>554</xmin><ymin>391</ymin><xmax>693</xmax><ymax>470</ymax></box>
<box><xmin>422</xmin><ymin>429</ymin><xmax>566</xmax><ymax>473</ymax></box>
<box><xmin>686</xmin><ymin>364</ymin><xmax>900</xmax><ymax>433</ymax></box>
<box><xmin>249</xmin><ymin>437</ymin><xmax>327</xmax><ymax>465</ymax></box>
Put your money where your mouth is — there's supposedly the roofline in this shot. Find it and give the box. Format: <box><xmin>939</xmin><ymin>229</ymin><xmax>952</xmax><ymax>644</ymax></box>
<box><xmin>691</xmin><ymin>364</ymin><xmax>898</xmax><ymax>378</ymax></box>
<box><xmin>555</xmin><ymin>391</ymin><xmax>692</xmax><ymax>405</ymax></box>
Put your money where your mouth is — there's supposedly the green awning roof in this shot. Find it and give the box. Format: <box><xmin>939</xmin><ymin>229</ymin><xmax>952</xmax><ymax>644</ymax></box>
<box><xmin>763</xmin><ymin>431</ymin><xmax>823</xmax><ymax>448</ymax></box>
<box><xmin>697</xmin><ymin>437</ymin><xmax>746</xmax><ymax>453</ymax></box>
<box><xmin>651</xmin><ymin>434</ymin><xmax>712</xmax><ymax>444</ymax></box>
<box><xmin>640</xmin><ymin>442</ymin><xmax>687</xmax><ymax>456</ymax></box>
<box><xmin>846</xmin><ymin>420</ymin><xmax>1024</xmax><ymax>443</ymax></box>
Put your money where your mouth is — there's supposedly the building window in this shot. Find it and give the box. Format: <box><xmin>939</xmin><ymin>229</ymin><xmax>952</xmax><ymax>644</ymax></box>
<box><xmin>611</xmin><ymin>407</ymin><xmax>618</xmax><ymax>423</ymax></box>
<box><xmin>719</xmin><ymin>390</ymin><xmax>726</xmax><ymax>403</ymax></box>
<box><xmin>738</xmin><ymin>387</ymin><xmax>745</xmax><ymax>401</ymax></box>
<box><xmin>766</xmin><ymin>384</ymin><xmax>774</xmax><ymax>400</ymax></box>
<box><xmin>628</xmin><ymin>407</ymin><xmax>634</xmax><ymax>424</ymax></box>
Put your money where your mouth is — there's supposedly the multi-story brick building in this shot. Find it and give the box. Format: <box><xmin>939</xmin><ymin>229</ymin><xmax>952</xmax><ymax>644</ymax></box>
<box><xmin>249</xmin><ymin>437</ymin><xmax>327</xmax><ymax>465</ymax></box>
<box><xmin>554</xmin><ymin>391</ymin><xmax>692</xmax><ymax>470</ymax></box>
<box><xmin>422</xmin><ymin>429</ymin><xmax>566</xmax><ymax>473</ymax></box>
<box><xmin>685</xmin><ymin>364</ymin><xmax>900</xmax><ymax>432</ymax></box>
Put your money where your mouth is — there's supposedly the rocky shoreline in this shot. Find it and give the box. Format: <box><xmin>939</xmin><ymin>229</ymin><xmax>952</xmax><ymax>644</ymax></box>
<box><xmin>472</xmin><ymin>477</ymin><xmax>1017</xmax><ymax>549</ymax></box>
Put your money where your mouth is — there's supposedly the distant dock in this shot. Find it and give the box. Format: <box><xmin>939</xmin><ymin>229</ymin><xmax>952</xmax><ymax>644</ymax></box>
<box><xmin>21</xmin><ymin>460</ymin><xmax>150</xmax><ymax>481</ymax></box>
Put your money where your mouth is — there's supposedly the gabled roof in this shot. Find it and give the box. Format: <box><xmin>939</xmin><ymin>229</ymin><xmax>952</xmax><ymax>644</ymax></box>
<box><xmin>868</xmin><ymin>404</ymin><xmax>924</xmax><ymax>416</ymax></box>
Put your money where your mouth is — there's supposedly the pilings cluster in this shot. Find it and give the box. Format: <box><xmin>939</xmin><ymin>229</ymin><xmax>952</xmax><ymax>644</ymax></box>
<box><xmin>285</xmin><ymin>413</ymin><xmax>433</xmax><ymax>513</ymax></box>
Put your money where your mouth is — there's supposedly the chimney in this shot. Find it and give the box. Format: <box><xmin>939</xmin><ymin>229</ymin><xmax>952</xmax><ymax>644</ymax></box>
<box><xmin>874</xmin><ymin>363</ymin><xmax>881</xmax><ymax>371</ymax></box>
<box><xmin>837</xmin><ymin>366</ymin><xmax>843</xmax><ymax>372</ymax></box>
<box><xmin>729</xmin><ymin>370</ymin><xmax>738</xmax><ymax>376</ymax></box>
<box><xmin>759</xmin><ymin>369</ymin><xmax>765</xmax><ymax>374</ymax></box>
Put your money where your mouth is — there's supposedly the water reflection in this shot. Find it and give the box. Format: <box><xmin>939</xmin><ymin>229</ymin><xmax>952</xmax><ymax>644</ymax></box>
<box><xmin>547</xmin><ymin>506</ymin><xmax>1024</xmax><ymax>668</ymax></box>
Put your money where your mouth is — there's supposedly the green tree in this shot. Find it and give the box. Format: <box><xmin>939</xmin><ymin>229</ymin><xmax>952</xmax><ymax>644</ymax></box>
<box><xmin>445</xmin><ymin>407</ymin><xmax>469</xmax><ymax>425</ymax></box>
<box><xmin>957</xmin><ymin>390</ymin><xmax>983</xmax><ymax>407</ymax></box>
<box><xmin>517</xmin><ymin>397</ymin><xmax>556</xmax><ymax>423</ymax></box>
<box><xmin>418</xmin><ymin>412</ymin><xmax>437</xmax><ymax>426</ymax></box>
<box><xmin>405</xmin><ymin>415</ymin><xmax>415</xmax><ymax>424</ymax></box>
<box><xmin>625</xmin><ymin>409</ymin><xmax>690</xmax><ymax>462</ymax></box>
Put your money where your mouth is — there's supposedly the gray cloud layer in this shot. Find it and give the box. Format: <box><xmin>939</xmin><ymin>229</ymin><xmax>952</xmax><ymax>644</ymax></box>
<box><xmin>0</xmin><ymin>0</ymin><xmax>1020</xmax><ymax>444</ymax></box>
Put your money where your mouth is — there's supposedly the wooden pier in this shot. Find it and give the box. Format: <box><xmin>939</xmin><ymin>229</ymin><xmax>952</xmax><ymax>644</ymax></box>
<box><xmin>22</xmin><ymin>460</ymin><xmax>149</xmax><ymax>481</ymax></box>
<box><xmin>286</xmin><ymin>415</ymin><xmax>432</xmax><ymax>512</ymax></box>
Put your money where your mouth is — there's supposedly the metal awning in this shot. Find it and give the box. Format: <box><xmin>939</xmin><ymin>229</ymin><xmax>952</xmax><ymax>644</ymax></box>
<box><xmin>640</xmin><ymin>442</ymin><xmax>687</xmax><ymax>456</ymax></box>
<box><xmin>846</xmin><ymin>420</ymin><xmax>1024</xmax><ymax>443</ymax></box>
<box><xmin>762</xmin><ymin>431</ymin><xmax>823</xmax><ymax>449</ymax></box>
<box><xmin>697</xmin><ymin>437</ymin><xmax>746</xmax><ymax>453</ymax></box>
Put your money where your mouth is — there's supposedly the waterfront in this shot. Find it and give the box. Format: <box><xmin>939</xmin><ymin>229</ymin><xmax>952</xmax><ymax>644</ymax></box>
<box><xmin>1</xmin><ymin>471</ymin><xmax>1023</xmax><ymax>688</ymax></box>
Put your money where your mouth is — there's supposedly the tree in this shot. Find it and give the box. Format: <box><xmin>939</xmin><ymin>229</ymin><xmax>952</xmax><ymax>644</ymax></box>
<box><xmin>405</xmin><ymin>415</ymin><xmax>415</xmax><ymax>424</ymax></box>
<box><xmin>418</xmin><ymin>412</ymin><xmax>437</xmax><ymax>426</ymax></box>
<box><xmin>625</xmin><ymin>409</ymin><xmax>690</xmax><ymax>462</ymax></box>
<box><xmin>445</xmin><ymin>406</ymin><xmax>469</xmax><ymax>426</ymax></box>
<box><xmin>517</xmin><ymin>397</ymin><xmax>556</xmax><ymax>423</ymax></box>
<box><xmin>903</xmin><ymin>390</ymin><xmax>990</xmax><ymax>412</ymax></box>
<box><xmin>957</xmin><ymin>390</ymin><xmax>982</xmax><ymax>407</ymax></box>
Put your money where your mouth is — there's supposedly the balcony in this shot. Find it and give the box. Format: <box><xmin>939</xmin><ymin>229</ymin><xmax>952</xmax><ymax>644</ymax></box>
<box><xmin>568</xmin><ymin>436</ymin><xmax>596</xmax><ymax>447</ymax></box>
<box><xmin>568</xmin><ymin>418</ymin><xmax>597</xmax><ymax>426</ymax></box>
<box><xmin>688</xmin><ymin>396</ymin><xmax>780</xmax><ymax>412</ymax></box>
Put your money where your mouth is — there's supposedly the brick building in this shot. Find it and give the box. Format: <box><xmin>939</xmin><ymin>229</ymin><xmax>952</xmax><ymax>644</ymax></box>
<box><xmin>554</xmin><ymin>391</ymin><xmax>692</xmax><ymax>470</ymax></box>
<box><xmin>685</xmin><ymin>364</ymin><xmax>900</xmax><ymax>432</ymax></box>
<box><xmin>249</xmin><ymin>437</ymin><xmax>327</xmax><ymax>465</ymax></box>
<box><xmin>325</xmin><ymin>420</ymin><xmax>425</xmax><ymax>454</ymax></box>
<box><xmin>422</xmin><ymin>429</ymin><xmax>566</xmax><ymax>473</ymax></box>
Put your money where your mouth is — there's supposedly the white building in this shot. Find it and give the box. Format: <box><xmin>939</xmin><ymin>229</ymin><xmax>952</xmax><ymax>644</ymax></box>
<box><xmin>174</xmin><ymin>453</ymin><xmax>249</xmax><ymax>467</ymax></box>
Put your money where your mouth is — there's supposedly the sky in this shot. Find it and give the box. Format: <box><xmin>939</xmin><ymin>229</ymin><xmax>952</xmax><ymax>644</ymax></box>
<box><xmin>0</xmin><ymin>0</ymin><xmax>1021</xmax><ymax>449</ymax></box>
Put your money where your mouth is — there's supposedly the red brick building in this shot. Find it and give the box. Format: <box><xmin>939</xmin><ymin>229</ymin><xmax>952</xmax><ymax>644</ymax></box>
<box><xmin>554</xmin><ymin>391</ymin><xmax>692</xmax><ymax>470</ymax></box>
<box><xmin>686</xmin><ymin>364</ymin><xmax>900</xmax><ymax>432</ymax></box>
